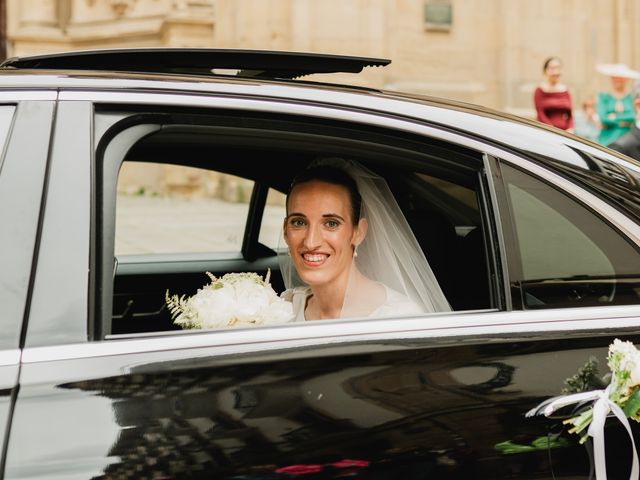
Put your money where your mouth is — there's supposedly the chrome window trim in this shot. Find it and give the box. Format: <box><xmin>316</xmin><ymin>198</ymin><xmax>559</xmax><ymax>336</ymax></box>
<box><xmin>20</xmin><ymin>305</ymin><xmax>640</xmax><ymax>364</ymax></box>
<box><xmin>0</xmin><ymin>350</ymin><xmax>21</xmax><ymax>366</ymax></box>
<box><xmin>0</xmin><ymin>91</ymin><xmax>57</xmax><ymax>101</ymax></box>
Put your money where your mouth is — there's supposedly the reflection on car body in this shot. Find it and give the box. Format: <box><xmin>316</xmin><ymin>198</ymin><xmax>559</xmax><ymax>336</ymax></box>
<box><xmin>0</xmin><ymin>48</ymin><xmax>639</xmax><ymax>478</ymax></box>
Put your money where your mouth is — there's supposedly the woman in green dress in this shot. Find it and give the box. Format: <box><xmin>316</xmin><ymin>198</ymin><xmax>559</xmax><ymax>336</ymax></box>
<box><xmin>596</xmin><ymin>64</ymin><xmax>640</xmax><ymax>146</ymax></box>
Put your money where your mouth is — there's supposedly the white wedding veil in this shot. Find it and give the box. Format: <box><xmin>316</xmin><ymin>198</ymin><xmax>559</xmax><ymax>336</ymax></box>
<box><xmin>279</xmin><ymin>158</ymin><xmax>451</xmax><ymax>317</ymax></box>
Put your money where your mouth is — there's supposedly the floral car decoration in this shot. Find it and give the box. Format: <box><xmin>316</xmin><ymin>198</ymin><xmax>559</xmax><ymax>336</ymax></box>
<box><xmin>527</xmin><ymin>339</ymin><xmax>640</xmax><ymax>479</ymax></box>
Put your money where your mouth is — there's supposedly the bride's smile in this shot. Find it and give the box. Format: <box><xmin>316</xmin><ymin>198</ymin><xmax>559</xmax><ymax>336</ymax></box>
<box><xmin>302</xmin><ymin>252</ymin><xmax>329</xmax><ymax>266</ymax></box>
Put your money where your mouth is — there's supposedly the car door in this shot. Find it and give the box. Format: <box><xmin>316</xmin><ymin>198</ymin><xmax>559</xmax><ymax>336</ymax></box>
<box><xmin>5</xmin><ymin>90</ymin><xmax>640</xmax><ymax>480</ymax></box>
<box><xmin>0</xmin><ymin>93</ymin><xmax>54</xmax><ymax>476</ymax></box>
<box><xmin>485</xmin><ymin>150</ymin><xmax>640</xmax><ymax>478</ymax></box>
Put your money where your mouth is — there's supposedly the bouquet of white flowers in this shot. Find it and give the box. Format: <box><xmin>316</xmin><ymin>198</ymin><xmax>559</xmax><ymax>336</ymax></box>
<box><xmin>563</xmin><ymin>340</ymin><xmax>640</xmax><ymax>439</ymax></box>
<box><xmin>165</xmin><ymin>270</ymin><xmax>294</xmax><ymax>329</ymax></box>
<box><xmin>527</xmin><ymin>339</ymin><xmax>640</xmax><ymax>479</ymax></box>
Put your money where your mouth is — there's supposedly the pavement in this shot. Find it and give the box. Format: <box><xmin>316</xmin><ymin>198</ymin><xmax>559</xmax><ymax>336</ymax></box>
<box><xmin>115</xmin><ymin>195</ymin><xmax>286</xmax><ymax>255</ymax></box>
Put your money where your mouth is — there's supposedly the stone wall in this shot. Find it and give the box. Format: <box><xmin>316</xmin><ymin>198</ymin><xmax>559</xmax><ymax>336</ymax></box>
<box><xmin>7</xmin><ymin>0</ymin><xmax>640</xmax><ymax>113</ymax></box>
<box><xmin>7</xmin><ymin>0</ymin><xmax>214</xmax><ymax>53</ymax></box>
<box><xmin>7</xmin><ymin>0</ymin><xmax>640</xmax><ymax>198</ymax></box>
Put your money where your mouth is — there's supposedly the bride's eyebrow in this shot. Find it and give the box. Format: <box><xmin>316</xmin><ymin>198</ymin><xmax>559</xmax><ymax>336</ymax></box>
<box><xmin>285</xmin><ymin>213</ymin><xmax>345</xmax><ymax>221</ymax></box>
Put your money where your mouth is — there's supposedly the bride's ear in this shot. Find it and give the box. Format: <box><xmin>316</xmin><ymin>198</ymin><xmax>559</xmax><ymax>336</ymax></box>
<box><xmin>353</xmin><ymin>217</ymin><xmax>368</xmax><ymax>246</ymax></box>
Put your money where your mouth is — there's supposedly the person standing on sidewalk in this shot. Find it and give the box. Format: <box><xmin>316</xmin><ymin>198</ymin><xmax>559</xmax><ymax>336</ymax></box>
<box><xmin>609</xmin><ymin>81</ymin><xmax>640</xmax><ymax>161</ymax></box>
<box><xmin>596</xmin><ymin>63</ymin><xmax>640</xmax><ymax>146</ymax></box>
<box><xmin>533</xmin><ymin>57</ymin><xmax>574</xmax><ymax>132</ymax></box>
<box><xmin>573</xmin><ymin>96</ymin><xmax>601</xmax><ymax>142</ymax></box>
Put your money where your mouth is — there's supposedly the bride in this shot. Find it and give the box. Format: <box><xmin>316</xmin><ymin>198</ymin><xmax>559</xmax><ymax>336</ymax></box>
<box><xmin>280</xmin><ymin>159</ymin><xmax>451</xmax><ymax>321</ymax></box>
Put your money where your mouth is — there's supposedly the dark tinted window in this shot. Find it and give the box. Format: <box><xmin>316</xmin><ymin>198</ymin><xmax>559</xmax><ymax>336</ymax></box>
<box><xmin>545</xmin><ymin>149</ymin><xmax>640</xmax><ymax>222</ymax></box>
<box><xmin>501</xmin><ymin>162</ymin><xmax>640</xmax><ymax>309</ymax></box>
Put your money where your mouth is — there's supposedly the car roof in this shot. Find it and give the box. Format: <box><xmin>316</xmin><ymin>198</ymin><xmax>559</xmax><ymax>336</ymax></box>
<box><xmin>0</xmin><ymin>48</ymin><xmax>636</xmax><ymax>175</ymax></box>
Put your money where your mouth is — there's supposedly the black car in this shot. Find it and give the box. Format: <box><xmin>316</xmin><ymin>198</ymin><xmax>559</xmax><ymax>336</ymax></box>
<box><xmin>0</xmin><ymin>48</ymin><xmax>640</xmax><ymax>479</ymax></box>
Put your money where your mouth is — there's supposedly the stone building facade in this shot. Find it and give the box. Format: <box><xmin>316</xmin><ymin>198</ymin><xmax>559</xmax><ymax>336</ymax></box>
<box><xmin>6</xmin><ymin>0</ymin><xmax>640</xmax><ymax>198</ymax></box>
<box><xmin>7</xmin><ymin>0</ymin><xmax>640</xmax><ymax>115</ymax></box>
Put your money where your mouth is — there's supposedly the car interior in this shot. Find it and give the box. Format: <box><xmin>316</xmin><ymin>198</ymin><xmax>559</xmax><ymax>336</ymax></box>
<box><xmin>102</xmin><ymin>109</ymin><xmax>494</xmax><ymax>338</ymax></box>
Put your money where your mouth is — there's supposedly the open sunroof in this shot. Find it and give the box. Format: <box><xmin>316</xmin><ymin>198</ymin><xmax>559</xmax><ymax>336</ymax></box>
<box><xmin>0</xmin><ymin>48</ymin><xmax>391</xmax><ymax>80</ymax></box>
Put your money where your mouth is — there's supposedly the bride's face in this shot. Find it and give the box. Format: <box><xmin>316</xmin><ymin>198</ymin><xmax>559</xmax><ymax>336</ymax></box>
<box><xmin>284</xmin><ymin>180</ymin><xmax>365</xmax><ymax>289</ymax></box>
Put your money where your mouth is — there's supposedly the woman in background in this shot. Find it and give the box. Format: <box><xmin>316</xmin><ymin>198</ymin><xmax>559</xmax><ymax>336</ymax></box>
<box><xmin>596</xmin><ymin>63</ymin><xmax>640</xmax><ymax>146</ymax></box>
<box><xmin>533</xmin><ymin>57</ymin><xmax>574</xmax><ymax>131</ymax></box>
<box><xmin>573</xmin><ymin>96</ymin><xmax>601</xmax><ymax>142</ymax></box>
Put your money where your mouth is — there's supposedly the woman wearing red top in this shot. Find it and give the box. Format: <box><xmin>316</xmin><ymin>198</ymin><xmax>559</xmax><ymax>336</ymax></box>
<box><xmin>533</xmin><ymin>57</ymin><xmax>574</xmax><ymax>131</ymax></box>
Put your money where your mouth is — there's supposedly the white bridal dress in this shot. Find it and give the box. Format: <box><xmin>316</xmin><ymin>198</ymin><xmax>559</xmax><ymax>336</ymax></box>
<box><xmin>282</xmin><ymin>285</ymin><xmax>424</xmax><ymax>322</ymax></box>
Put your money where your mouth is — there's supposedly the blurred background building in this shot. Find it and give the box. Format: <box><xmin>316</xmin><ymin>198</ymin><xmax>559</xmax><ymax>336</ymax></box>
<box><xmin>4</xmin><ymin>0</ymin><xmax>640</xmax><ymax>202</ymax></box>
<box><xmin>5</xmin><ymin>0</ymin><xmax>640</xmax><ymax>117</ymax></box>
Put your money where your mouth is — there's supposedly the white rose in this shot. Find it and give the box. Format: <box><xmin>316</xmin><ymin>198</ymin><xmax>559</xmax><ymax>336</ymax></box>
<box><xmin>630</xmin><ymin>362</ymin><xmax>640</xmax><ymax>388</ymax></box>
<box><xmin>203</xmin><ymin>287</ymin><xmax>238</xmax><ymax>328</ymax></box>
<box><xmin>609</xmin><ymin>339</ymin><xmax>640</xmax><ymax>392</ymax></box>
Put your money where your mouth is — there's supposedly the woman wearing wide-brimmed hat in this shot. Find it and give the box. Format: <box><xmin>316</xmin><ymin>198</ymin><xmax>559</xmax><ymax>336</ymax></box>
<box><xmin>596</xmin><ymin>63</ymin><xmax>640</xmax><ymax>145</ymax></box>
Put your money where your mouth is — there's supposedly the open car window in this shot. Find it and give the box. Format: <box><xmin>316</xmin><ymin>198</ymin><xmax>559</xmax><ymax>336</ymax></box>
<box><xmin>97</xmin><ymin>108</ymin><xmax>491</xmax><ymax>338</ymax></box>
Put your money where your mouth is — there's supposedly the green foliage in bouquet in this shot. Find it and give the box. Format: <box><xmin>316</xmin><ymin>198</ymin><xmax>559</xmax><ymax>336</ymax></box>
<box><xmin>562</xmin><ymin>356</ymin><xmax>607</xmax><ymax>394</ymax></box>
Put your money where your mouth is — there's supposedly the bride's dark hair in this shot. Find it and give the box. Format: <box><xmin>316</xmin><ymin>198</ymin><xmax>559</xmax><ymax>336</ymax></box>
<box><xmin>287</xmin><ymin>165</ymin><xmax>362</xmax><ymax>225</ymax></box>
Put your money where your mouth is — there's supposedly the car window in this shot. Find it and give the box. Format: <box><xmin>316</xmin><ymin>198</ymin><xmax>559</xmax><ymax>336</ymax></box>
<box><xmin>391</xmin><ymin>172</ymin><xmax>489</xmax><ymax>311</ymax></box>
<box><xmin>501</xmin><ymin>162</ymin><xmax>640</xmax><ymax>309</ymax></box>
<box><xmin>415</xmin><ymin>173</ymin><xmax>480</xmax><ymax>233</ymax></box>
<box><xmin>116</xmin><ymin>162</ymin><xmax>252</xmax><ymax>255</ymax></box>
<box><xmin>98</xmin><ymin>110</ymin><xmax>488</xmax><ymax>338</ymax></box>
<box><xmin>540</xmin><ymin>149</ymin><xmax>640</xmax><ymax>224</ymax></box>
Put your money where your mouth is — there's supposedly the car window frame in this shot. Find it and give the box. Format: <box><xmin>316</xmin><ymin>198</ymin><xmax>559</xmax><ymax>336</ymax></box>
<box><xmin>0</xmin><ymin>92</ymin><xmax>58</xmax><ymax>476</ymax></box>
<box><xmin>0</xmin><ymin>95</ymin><xmax>54</xmax><ymax>474</ymax></box>
<box><xmin>28</xmin><ymin>88</ymin><xmax>640</xmax><ymax>347</ymax></box>
<box><xmin>488</xmin><ymin>152</ymin><xmax>640</xmax><ymax>311</ymax></box>
<box><xmin>97</xmin><ymin>116</ymin><xmax>282</xmax><ymax>338</ymax></box>
<box><xmin>21</xmin><ymin>99</ymin><xmax>95</xmax><ymax>348</ymax></box>
<box><xmin>0</xmin><ymin>100</ymin><xmax>37</xmax><ymax>350</ymax></box>
<box><xmin>90</xmin><ymin>94</ymin><xmax>501</xmax><ymax>340</ymax></box>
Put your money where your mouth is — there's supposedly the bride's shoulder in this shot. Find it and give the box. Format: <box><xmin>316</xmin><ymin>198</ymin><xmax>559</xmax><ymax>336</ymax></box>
<box><xmin>281</xmin><ymin>287</ymin><xmax>310</xmax><ymax>322</ymax></box>
<box><xmin>375</xmin><ymin>286</ymin><xmax>424</xmax><ymax>316</ymax></box>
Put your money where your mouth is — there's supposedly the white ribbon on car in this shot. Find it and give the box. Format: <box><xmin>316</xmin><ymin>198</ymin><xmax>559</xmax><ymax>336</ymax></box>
<box><xmin>528</xmin><ymin>386</ymin><xmax>639</xmax><ymax>480</ymax></box>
